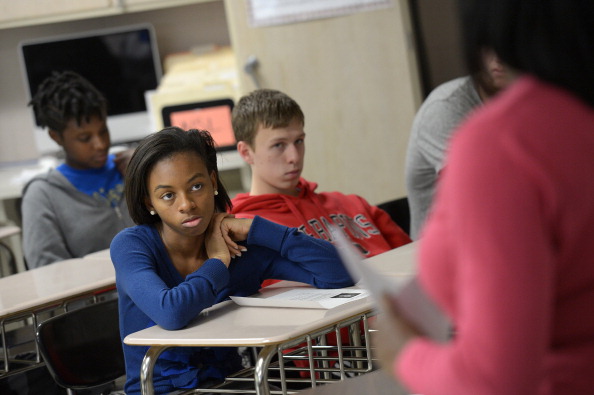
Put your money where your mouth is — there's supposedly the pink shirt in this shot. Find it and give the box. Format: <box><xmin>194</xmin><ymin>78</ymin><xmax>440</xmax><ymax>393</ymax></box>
<box><xmin>397</xmin><ymin>76</ymin><xmax>594</xmax><ymax>394</ymax></box>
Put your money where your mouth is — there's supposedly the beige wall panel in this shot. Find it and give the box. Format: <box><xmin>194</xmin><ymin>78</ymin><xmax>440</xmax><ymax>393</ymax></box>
<box><xmin>0</xmin><ymin>0</ymin><xmax>112</xmax><ymax>23</ymax></box>
<box><xmin>224</xmin><ymin>0</ymin><xmax>422</xmax><ymax>204</ymax></box>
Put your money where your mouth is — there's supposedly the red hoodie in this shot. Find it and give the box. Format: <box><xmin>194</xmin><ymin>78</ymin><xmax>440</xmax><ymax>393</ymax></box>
<box><xmin>231</xmin><ymin>178</ymin><xmax>411</xmax><ymax>377</ymax></box>
<box><xmin>232</xmin><ymin>178</ymin><xmax>410</xmax><ymax>372</ymax></box>
<box><xmin>231</xmin><ymin>178</ymin><xmax>411</xmax><ymax>258</ymax></box>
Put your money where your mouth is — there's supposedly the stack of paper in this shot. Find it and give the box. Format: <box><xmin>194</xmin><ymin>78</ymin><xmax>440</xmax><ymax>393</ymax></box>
<box><xmin>231</xmin><ymin>286</ymin><xmax>370</xmax><ymax>310</ymax></box>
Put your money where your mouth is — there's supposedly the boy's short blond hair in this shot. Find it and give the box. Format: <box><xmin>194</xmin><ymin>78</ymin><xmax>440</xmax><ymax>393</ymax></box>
<box><xmin>232</xmin><ymin>89</ymin><xmax>305</xmax><ymax>147</ymax></box>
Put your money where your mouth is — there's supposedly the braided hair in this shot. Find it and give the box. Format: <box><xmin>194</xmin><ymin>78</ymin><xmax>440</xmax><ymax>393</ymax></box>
<box><xmin>28</xmin><ymin>71</ymin><xmax>108</xmax><ymax>133</ymax></box>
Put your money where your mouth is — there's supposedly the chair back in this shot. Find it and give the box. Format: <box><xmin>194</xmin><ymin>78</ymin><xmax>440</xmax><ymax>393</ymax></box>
<box><xmin>377</xmin><ymin>196</ymin><xmax>410</xmax><ymax>236</ymax></box>
<box><xmin>0</xmin><ymin>225</ymin><xmax>20</xmax><ymax>275</ymax></box>
<box><xmin>35</xmin><ymin>299</ymin><xmax>125</xmax><ymax>391</ymax></box>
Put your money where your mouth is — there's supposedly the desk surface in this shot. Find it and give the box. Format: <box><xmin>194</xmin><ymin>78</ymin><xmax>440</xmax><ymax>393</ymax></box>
<box><xmin>0</xmin><ymin>256</ymin><xmax>114</xmax><ymax>320</ymax></box>
<box><xmin>364</xmin><ymin>241</ymin><xmax>417</xmax><ymax>278</ymax></box>
<box><xmin>124</xmin><ymin>243</ymin><xmax>417</xmax><ymax>348</ymax></box>
<box><xmin>125</xmin><ymin>291</ymin><xmax>373</xmax><ymax>347</ymax></box>
<box><xmin>0</xmin><ymin>157</ymin><xmax>57</xmax><ymax>201</ymax></box>
<box><xmin>83</xmin><ymin>248</ymin><xmax>111</xmax><ymax>260</ymax></box>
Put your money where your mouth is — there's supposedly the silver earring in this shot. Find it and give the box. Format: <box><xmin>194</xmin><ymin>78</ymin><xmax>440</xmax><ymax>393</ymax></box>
<box><xmin>214</xmin><ymin>190</ymin><xmax>219</xmax><ymax>196</ymax></box>
<box><xmin>150</xmin><ymin>210</ymin><xmax>156</xmax><ymax>215</ymax></box>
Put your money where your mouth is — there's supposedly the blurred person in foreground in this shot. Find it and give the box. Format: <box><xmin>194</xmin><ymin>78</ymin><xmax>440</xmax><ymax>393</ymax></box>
<box><xmin>375</xmin><ymin>1</ymin><xmax>594</xmax><ymax>394</ymax></box>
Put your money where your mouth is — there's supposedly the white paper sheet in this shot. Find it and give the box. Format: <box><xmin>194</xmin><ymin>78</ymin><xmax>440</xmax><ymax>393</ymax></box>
<box><xmin>247</xmin><ymin>0</ymin><xmax>394</xmax><ymax>27</ymax></box>
<box><xmin>231</xmin><ymin>287</ymin><xmax>370</xmax><ymax>309</ymax></box>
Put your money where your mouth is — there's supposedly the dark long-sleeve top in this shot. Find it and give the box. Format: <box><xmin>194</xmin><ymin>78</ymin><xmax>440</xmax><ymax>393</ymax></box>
<box><xmin>110</xmin><ymin>215</ymin><xmax>353</xmax><ymax>395</ymax></box>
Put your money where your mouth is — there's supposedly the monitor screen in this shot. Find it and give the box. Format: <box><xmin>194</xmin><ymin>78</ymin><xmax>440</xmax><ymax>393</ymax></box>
<box><xmin>162</xmin><ymin>98</ymin><xmax>236</xmax><ymax>152</ymax></box>
<box><xmin>19</xmin><ymin>24</ymin><xmax>162</xmax><ymax>153</ymax></box>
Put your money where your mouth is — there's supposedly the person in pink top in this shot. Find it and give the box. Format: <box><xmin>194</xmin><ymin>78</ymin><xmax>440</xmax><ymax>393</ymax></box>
<box><xmin>375</xmin><ymin>1</ymin><xmax>594</xmax><ymax>394</ymax></box>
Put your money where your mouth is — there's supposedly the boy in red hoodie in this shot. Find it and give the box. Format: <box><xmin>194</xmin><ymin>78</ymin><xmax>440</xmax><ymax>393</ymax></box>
<box><xmin>231</xmin><ymin>89</ymin><xmax>410</xmax><ymax>377</ymax></box>
<box><xmin>231</xmin><ymin>89</ymin><xmax>411</xmax><ymax>271</ymax></box>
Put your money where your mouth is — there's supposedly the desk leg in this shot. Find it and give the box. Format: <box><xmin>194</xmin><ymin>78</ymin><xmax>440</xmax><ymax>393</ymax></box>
<box><xmin>140</xmin><ymin>346</ymin><xmax>166</xmax><ymax>395</ymax></box>
<box><xmin>254</xmin><ymin>345</ymin><xmax>276</xmax><ymax>395</ymax></box>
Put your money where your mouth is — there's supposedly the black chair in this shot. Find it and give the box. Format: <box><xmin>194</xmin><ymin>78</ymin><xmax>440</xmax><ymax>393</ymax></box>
<box><xmin>377</xmin><ymin>196</ymin><xmax>411</xmax><ymax>236</ymax></box>
<box><xmin>0</xmin><ymin>225</ymin><xmax>20</xmax><ymax>275</ymax></box>
<box><xmin>35</xmin><ymin>299</ymin><xmax>126</xmax><ymax>395</ymax></box>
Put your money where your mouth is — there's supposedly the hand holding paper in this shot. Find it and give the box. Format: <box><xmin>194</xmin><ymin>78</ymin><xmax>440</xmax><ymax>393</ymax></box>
<box><xmin>331</xmin><ymin>227</ymin><xmax>451</xmax><ymax>342</ymax></box>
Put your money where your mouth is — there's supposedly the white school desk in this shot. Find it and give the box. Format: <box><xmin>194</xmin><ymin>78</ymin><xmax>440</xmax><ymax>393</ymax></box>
<box><xmin>0</xmin><ymin>255</ymin><xmax>116</xmax><ymax>377</ymax></box>
<box><xmin>83</xmin><ymin>248</ymin><xmax>111</xmax><ymax>260</ymax></box>
<box><xmin>0</xmin><ymin>159</ymin><xmax>55</xmax><ymax>207</ymax></box>
<box><xmin>0</xmin><ymin>158</ymin><xmax>56</xmax><ymax>274</ymax></box>
<box><xmin>124</xmin><ymin>242</ymin><xmax>418</xmax><ymax>395</ymax></box>
<box><xmin>363</xmin><ymin>241</ymin><xmax>417</xmax><ymax>278</ymax></box>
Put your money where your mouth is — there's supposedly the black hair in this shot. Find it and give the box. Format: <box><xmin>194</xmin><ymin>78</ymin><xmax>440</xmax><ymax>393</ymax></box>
<box><xmin>460</xmin><ymin>0</ymin><xmax>594</xmax><ymax>107</ymax></box>
<box><xmin>28</xmin><ymin>70</ymin><xmax>108</xmax><ymax>133</ymax></box>
<box><xmin>232</xmin><ymin>89</ymin><xmax>305</xmax><ymax>147</ymax></box>
<box><xmin>125</xmin><ymin>127</ymin><xmax>232</xmax><ymax>225</ymax></box>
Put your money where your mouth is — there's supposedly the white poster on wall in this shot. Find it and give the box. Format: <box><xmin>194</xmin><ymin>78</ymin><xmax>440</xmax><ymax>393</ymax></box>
<box><xmin>247</xmin><ymin>0</ymin><xmax>394</xmax><ymax>27</ymax></box>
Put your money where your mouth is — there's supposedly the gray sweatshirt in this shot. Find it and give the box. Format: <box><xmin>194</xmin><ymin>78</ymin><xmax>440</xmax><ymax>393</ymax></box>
<box><xmin>22</xmin><ymin>168</ymin><xmax>134</xmax><ymax>269</ymax></box>
<box><xmin>405</xmin><ymin>76</ymin><xmax>482</xmax><ymax>239</ymax></box>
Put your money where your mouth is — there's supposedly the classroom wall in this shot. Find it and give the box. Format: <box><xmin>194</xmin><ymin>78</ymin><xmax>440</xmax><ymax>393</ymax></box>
<box><xmin>0</xmin><ymin>1</ymin><xmax>230</xmax><ymax>164</ymax></box>
<box><xmin>0</xmin><ymin>1</ymin><xmax>465</xmax><ymax>207</ymax></box>
<box><xmin>225</xmin><ymin>0</ymin><xmax>423</xmax><ymax>205</ymax></box>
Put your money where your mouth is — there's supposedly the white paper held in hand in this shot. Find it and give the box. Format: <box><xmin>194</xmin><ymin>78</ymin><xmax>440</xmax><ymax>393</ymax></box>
<box><xmin>330</xmin><ymin>226</ymin><xmax>451</xmax><ymax>342</ymax></box>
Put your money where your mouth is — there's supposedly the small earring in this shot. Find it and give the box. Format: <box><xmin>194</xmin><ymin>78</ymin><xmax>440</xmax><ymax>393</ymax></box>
<box><xmin>214</xmin><ymin>190</ymin><xmax>219</xmax><ymax>196</ymax></box>
<box><xmin>150</xmin><ymin>210</ymin><xmax>156</xmax><ymax>215</ymax></box>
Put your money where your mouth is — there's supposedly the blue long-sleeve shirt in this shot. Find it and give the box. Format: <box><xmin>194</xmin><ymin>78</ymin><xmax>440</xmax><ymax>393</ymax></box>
<box><xmin>110</xmin><ymin>216</ymin><xmax>353</xmax><ymax>395</ymax></box>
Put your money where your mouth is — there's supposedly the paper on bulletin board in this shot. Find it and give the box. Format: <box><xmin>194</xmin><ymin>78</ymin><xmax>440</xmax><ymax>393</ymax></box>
<box><xmin>246</xmin><ymin>0</ymin><xmax>394</xmax><ymax>27</ymax></box>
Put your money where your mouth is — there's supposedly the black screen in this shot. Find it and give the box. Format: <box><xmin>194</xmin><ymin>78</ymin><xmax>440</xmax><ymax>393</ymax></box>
<box><xmin>20</xmin><ymin>25</ymin><xmax>161</xmax><ymax>125</ymax></box>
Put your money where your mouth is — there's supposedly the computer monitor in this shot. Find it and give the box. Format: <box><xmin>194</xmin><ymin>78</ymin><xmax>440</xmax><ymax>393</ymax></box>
<box><xmin>18</xmin><ymin>23</ymin><xmax>162</xmax><ymax>154</ymax></box>
<box><xmin>161</xmin><ymin>98</ymin><xmax>236</xmax><ymax>152</ymax></box>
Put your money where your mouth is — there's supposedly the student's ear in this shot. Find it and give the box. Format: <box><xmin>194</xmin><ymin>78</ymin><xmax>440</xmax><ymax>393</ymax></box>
<box><xmin>210</xmin><ymin>170</ymin><xmax>218</xmax><ymax>193</ymax></box>
<box><xmin>48</xmin><ymin>129</ymin><xmax>64</xmax><ymax>147</ymax></box>
<box><xmin>144</xmin><ymin>198</ymin><xmax>154</xmax><ymax>215</ymax></box>
<box><xmin>237</xmin><ymin>141</ymin><xmax>255</xmax><ymax>165</ymax></box>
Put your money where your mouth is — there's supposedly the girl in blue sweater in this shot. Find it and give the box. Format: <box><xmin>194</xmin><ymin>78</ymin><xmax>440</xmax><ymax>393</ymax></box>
<box><xmin>110</xmin><ymin>127</ymin><xmax>353</xmax><ymax>395</ymax></box>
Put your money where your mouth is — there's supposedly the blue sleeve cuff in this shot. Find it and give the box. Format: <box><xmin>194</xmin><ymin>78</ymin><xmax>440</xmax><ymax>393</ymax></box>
<box><xmin>247</xmin><ymin>216</ymin><xmax>290</xmax><ymax>250</ymax></box>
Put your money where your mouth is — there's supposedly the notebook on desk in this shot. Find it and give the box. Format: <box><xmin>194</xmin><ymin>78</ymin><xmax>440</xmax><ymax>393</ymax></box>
<box><xmin>331</xmin><ymin>227</ymin><xmax>451</xmax><ymax>342</ymax></box>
